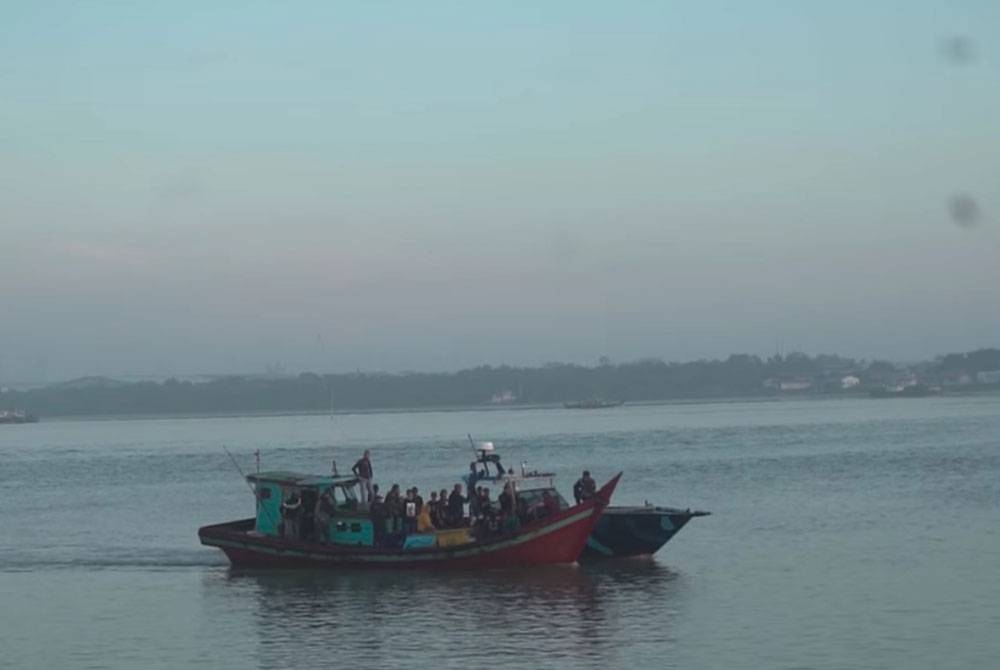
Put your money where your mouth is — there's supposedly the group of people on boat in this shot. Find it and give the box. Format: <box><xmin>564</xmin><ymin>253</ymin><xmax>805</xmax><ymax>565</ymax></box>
<box><xmin>277</xmin><ymin>450</ymin><xmax>599</xmax><ymax>548</ymax></box>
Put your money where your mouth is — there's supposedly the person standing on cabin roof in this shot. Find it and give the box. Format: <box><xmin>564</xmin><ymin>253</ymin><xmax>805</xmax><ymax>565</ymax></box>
<box><xmin>573</xmin><ymin>470</ymin><xmax>597</xmax><ymax>504</ymax></box>
<box><xmin>352</xmin><ymin>450</ymin><xmax>374</xmax><ymax>506</ymax></box>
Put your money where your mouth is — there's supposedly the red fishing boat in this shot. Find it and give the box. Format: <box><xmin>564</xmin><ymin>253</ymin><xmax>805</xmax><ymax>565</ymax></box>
<box><xmin>199</xmin><ymin>456</ymin><xmax>621</xmax><ymax>570</ymax></box>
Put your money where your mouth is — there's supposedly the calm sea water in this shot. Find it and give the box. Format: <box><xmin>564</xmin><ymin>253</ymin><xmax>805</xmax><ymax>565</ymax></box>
<box><xmin>2</xmin><ymin>396</ymin><xmax>999</xmax><ymax>669</ymax></box>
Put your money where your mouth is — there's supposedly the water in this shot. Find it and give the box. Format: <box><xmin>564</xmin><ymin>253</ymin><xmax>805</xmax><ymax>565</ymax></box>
<box><xmin>2</xmin><ymin>396</ymin><xmax>999</xmax><ymax>669</ymax></box>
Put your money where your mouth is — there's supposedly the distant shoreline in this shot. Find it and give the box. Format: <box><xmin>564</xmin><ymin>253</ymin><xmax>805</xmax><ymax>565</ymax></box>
<box><xmin>16</xmin><ymin>388</ymin><xmax>1000</xmax><ymax>423</ymax></box>
<box><xmin>4</xmin><ymin>348</ymin><xmax>998</xmax><ymax>420</ymax></box>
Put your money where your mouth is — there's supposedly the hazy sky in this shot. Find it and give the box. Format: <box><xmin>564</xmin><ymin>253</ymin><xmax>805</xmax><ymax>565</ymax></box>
<box><xmin>2</xmin><ymin>2</ymin><xmax>999</xmax><ymax>382</ymax></box>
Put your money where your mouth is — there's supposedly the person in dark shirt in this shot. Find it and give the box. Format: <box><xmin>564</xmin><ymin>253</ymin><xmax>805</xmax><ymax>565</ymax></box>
<box><xmin>542</xmin><ymin>490</ymin><xmax>560</xmax><ymax>517</ymax></box>
<box><xmin>498</xmin><ymin>483</ymin><xmax>519</xmax><ymax>532</ymax></box>
<box><xmin>314</xmin><ymin>488</ymin><xmax>336</xmax><ymax>543</ymax></box>
<box><xmin>352</xmin><ymin>450</ymin><xmax>374</xmax><ymax>507</ymax></box>
<box><xmin>479</xmin><ymin>488</ymin><xmax>500</xmax><ymax>535</ymax></box>
<box><xmin>438</xmin><ymin>488</ymin><xmax>449</xmax><ymax>524</ymax></box>
<box><xmin>369</xmin><ymin>486</ymin><xmax>387</xmax><ymax>547</ymax></box>
<box><xmin>498</xmin><ymin>484</ymin><xmax>514</xmax><ymax>516</ymax></box>
<box><xmin>447</xmin><ymin>484</ymin><xmax>467</xmax><ymax>527</ymax></box>
<box><xmin>573</xmin><ymin>470</ymin><xmax>597</xmax><ymax>504</ymax></box>
<box><xmin>469</xmin><ymin>486</ymin><xmax>483</xmax><ymax>519</ymax></box>
<box><xmin>384</xmin><ymin>484</ymin><xmax>402</xmax><ymax>534</ymax></box>
<box><xmin>428</xmin><ymin>491</ymin><xmax>441</xmax><ymax>528</ymax></box>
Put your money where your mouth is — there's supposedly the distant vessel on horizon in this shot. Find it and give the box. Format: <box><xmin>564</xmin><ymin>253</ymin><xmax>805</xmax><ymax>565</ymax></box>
<box><xmin>0</xmin><ymin>410</ymin><xmax>39</xmax><ymax>424</ymax></box>
<box><xmin>869</xmin><ymin>383</ymin><xmax>942</xmax><ymax>399</ymax></box>
<box><xmin>564</xmin><ymin>399</ymin><xmax>624</xmax><ymax>410</ymax></box>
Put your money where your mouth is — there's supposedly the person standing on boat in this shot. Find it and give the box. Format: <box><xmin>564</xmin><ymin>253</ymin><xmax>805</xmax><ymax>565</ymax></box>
<box><xmin>352</xmin><ymin>450</ymin><xmax>374</xmax><ymax>506</ymax></box>
<box><xmin>542</xmin><ymin>490</ymin><xmax>560</xmax><ymax>517</ymax></box>
<box><xmin>314</xmin><ymin>488</ymin><xmax>336</xmax><ymax>543</ymax></box>
<box><xmin>281</xmin><ymin>490</ymin><xmax>303</xmax><ymax>540</ymax></box>
<box><xmin>447</xmin><ymin>484</ymin><xmax>467</xmax><ymax>527</ymax></box>
<box><xmin>404</xmin><ymin>488</ymin><xmax>418</xmax><ymax>534</ymax></box>
<box><xmin>573</xmin><ymin>471</ymin><xmax>597</xmax><ymax>504</ymax></box>
<box><xmin>369</xmin><ymin>486</ymin><xmax>387</xmax><ymax>547</ymax></box>
<box><xmin>384</xmin><ymin>484</ymin><xmax>403</xmax><ymax>534</ymax></box>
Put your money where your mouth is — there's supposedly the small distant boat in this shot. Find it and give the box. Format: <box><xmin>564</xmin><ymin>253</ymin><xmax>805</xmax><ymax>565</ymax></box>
<box><xmin>869</xmin><ymin>383</ymin><xmax>942</xmax><ymax>399</ymax></box>
<box><xmin>0</xmin><ymin>410</ymin><xmax>39</xmax><ymax>424</ymax></box>
<box><xmin>583</xmin><ymin>505</ymin><xmax>710</xmax><ymax>559</ymax></box>
<box><xmin>564</xmin><ymin>399</ymin><xmax>624</xmax><ymax>409</ymax></box>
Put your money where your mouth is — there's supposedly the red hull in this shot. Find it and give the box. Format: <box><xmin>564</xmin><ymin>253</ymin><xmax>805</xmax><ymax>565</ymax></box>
<box><xmin>200</xmin><ymin>473</ymin><xmax>621</xmax><ymax>570</ymax></box>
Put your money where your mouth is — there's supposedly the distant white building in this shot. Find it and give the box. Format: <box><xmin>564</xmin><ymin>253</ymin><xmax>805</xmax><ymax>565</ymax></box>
<box><xmin>490</xmin><ymin>390</ymin><xmax>517</xmax><ymax>404</ymax></box>
<box><xmin>779</xmin><ymin>379</ymin><xmax>812</xmax><ymax>392</ymax></box>
<box><xmin>977</xmin><ymin>370</ymin><xmax>1000</xmax><ymax>384</ymax></box>
<box><xmin>840</xmin><ymin>375</ymin><xmax>861</xmax><ymax>389</ymax></box>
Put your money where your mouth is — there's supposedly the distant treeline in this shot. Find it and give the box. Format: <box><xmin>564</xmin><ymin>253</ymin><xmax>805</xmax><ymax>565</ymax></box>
<box><xmin>2</xmin><ymin>348</ymin><xmax>999</xmax><ymax>417</ymax></box>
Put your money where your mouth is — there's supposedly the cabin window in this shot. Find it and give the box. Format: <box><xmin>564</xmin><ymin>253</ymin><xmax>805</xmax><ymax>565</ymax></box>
<box><xmin>336</xmin><ymin>522</ymin><xmax>348</xmax><ymax>532</ymax></box>
<box><xmin>350</xmin><ymin>523</ymin><xmax>362</xmax><ymax>533</ymax></box>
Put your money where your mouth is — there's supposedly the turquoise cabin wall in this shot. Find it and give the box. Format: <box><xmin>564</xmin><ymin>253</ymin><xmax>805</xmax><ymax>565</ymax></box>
<box><xmin>330</xmin><ymin>518</ymin><xmax>374</xmax><ymax>547</ymax></box>
<box><xmin>255</xmin><ymin>483</ymin><xmax>282</xmax><ymax>536</ymax></box>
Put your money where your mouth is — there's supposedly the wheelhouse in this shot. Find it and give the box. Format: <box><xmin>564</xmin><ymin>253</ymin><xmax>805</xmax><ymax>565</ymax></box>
<box><xmin>247</xmin><ymin>471</ymin><xmax>374</xmax><ymax>546</ymax></box>
<box><xmin>463</xmin><ymin>442</ymin><xmax>571</xmax><ymax>513</ymax></box>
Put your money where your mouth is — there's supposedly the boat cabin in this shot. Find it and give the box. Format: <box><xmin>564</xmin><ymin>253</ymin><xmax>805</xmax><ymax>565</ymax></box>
<box><xmin>463</xmin><ymin>442</ymin><xmax>570</xmax><ymax>513</ymax></box>
<box><xmin>247</xmin><ymin>471</ymin><xmax>375</xmax><ymax>546</ymax></box>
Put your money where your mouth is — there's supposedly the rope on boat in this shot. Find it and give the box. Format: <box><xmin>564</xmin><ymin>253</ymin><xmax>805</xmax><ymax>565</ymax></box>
<box><xmin>222</xmin><ymin>445</ymin><xmax>280</xmax><ymax>531</ymax></box>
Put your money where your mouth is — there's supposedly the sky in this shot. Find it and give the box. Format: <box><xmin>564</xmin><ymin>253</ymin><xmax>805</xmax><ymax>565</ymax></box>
<box><xmin>1</xmin><ymin>1</ymin><xmax>999</xmax><ymax>383</ymax></box>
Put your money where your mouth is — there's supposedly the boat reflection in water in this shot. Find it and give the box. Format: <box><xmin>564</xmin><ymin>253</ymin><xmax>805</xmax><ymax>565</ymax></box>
<box><xmin>206</xmin><ymin>562</ymin><xmax>683</xmax><ymax>667</ymax></box>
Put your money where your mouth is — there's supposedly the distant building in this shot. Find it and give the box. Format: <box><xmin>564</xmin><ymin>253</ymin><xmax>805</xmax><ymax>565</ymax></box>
<box><xmin>942</xmin><ymin>372</ymin><xmax>973</xmax><ymax>386</ymax></box>
<box><xmin>490</xmin><ymin>390</ymin><xmax>517</xmax><ymax>404</ymax></box>
<box><xmin>840</xmin><ymin>375</ymin><xmax>861</xmax><ymax>389</ymax></box>
<box><xmin>779</xmin><ymin>379</ymin><xmax>812</xmax><ymax>392</ymax></box>
<box><xmin>977</xmin><ymin>370</ymin><xmax>1000</xmax><ymax>384</ymax></box>
<box><xmin>763</xmin><ymin>378</ymin><xmax>813</xmax><ymax>392</ymax></box>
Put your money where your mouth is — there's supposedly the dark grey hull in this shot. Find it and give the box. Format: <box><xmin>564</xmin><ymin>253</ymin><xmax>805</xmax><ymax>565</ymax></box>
<box><xmin>581</xmin><ymin>505</ymin><xmax>709</xmax><ymax>559</ymax></box>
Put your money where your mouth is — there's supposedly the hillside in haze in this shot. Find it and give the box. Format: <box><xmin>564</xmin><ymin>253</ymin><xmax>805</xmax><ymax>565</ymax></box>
<box><xmin>3</xmin><ymin>348</ymin><xmax>999</xmax><ymax>418</ymax></box>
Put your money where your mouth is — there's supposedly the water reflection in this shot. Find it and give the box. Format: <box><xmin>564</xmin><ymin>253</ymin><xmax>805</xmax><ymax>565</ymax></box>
<box><xmin>203</xmin><ymin>562</ymin><xmax>682</xmax><ymax>668</ymax></box>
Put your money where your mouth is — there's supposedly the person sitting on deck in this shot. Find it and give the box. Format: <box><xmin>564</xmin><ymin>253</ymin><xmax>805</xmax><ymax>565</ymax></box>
<box><xmin>280</xmin><ymin>490</ymin><xmax>303</xmax><ymax>540</ymax></box>
<box><xmin>447</xmin><ymin>484</ymin><xmax>467</xmax><ymax>527</ymax></box>
<box><xmin>573</xmin><ymin>470</ymin><xmax>597</xmax><ymax>504</ymax></box>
